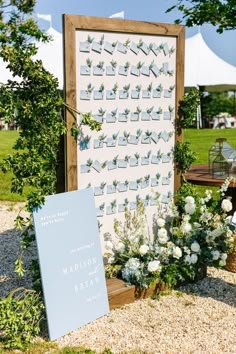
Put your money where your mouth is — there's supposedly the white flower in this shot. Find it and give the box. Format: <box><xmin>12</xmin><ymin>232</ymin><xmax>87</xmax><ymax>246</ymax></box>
<box><xmin>184</xmin><ymin>255</ymin><xmax>191</xmax><ymax>264</ymax></box>
<box><xmin>211</xmin><ymin>250</ymin><xmax>220</xmax><ymax>260</ymax></box>
<box><xmin>219</xmin><ymin>260</ymin><xmax>226</xmax><ymax>267</ymax></box>
<box><xmin>156</xmin><ymin>218</ymin><xmax>165</xmax><ymax>227</ymax></box>
<box><xmin>173</xmin><ymin>246</ymin><xmax>182</xmax><ymax>259</ymax></box>
<box><xmin>107</xmin><ymin>256</ymin><xmax>115</xmax><ymax>264</ymax></box>
<box><xmin>139</xmin><ymin>244</ymin><xmax>149</xmax><ymax>255</ymax></box>
<box><xmin>190</xmin><ymin>253</ymin><xmax>198</xmax><ymax>264</ymax></box>
<box><xmin>182</xmin><ymin>222</ymin><xmax>192</xmax><ymax>234</ymax></box>
<box><xmin>114</xmin><ymin>242</ymin><xmax>125</xmax><ymax>253</ymax></box>
<box><xmin>184</xmin><ymin>203</ymin><xmax>196</xmax><ymax>215</ymax></box>
<box><xmin>105</xmin><ymin>240</ymin><xmax>113</xmax><ymax>251</ymax></box>
<box><xmin>148</xmin><ymin>260</ymin><xmax>161</xmax><ymax>272</ymax></box>
<box><xmin>221</xmin><ymin>253</ymin><xmax>228</xmax><ymax>261</ymax></box>
<box><xmin>185</xmin><ymin>196</ymin><xmax>195</xmax><ymax>205</ymax></box>
<box><xmin>221</xmin><ymin>199</ymin><xmax>232</xmax><ymax>213</ymax></box>
<box><xmin>125</xmin><ymin>258</ymin><xmax>140</xmax><ymax>271</ymax></box>
<box><xmin>190</xmin><ymin>242</ymin><xmax>200</xmax><ymax>253</ymax></box>
<box><xmin>158</xmin><ymin>228</ymin><xmax>169</xmax><ymax>244</ymax></box>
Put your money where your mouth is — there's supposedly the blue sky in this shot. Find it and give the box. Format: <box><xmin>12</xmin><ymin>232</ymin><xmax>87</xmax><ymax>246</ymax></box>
<box><xmin>34</xmin><ymin>0</ymin><xmax>236</xmax><ymax>67</ymax></box>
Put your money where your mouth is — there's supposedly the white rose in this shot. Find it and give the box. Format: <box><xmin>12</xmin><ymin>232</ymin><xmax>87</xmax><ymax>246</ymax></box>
<box><xmin>221</xmin><ymin>199</ymin><xmax>232</xmax><ymax>213</ymax></box>
<box><xmin>156</xmin><ymin>218</ymin><xmax>165</xmax><ymax>227</ymax></box>
<box><xmin>185</xmin><ymin>196</ymin><xmax>195</xmax><ymax>205</ymax></box>
<box><xmin>190</xmin><ymin>253</ymin><xmax>198</xmax><ymax>264</ymax></box>
<box><xmin>211</xmin><ymin>250</ymin><xmax>220</xmax><ymax>260</ymax></box>
<box><xmin>173</xmin><ymin>246</ymin><xmax>182</xmax><ymax>259</ymax></box>
<box><xmin>147</xmin><ymin>260</ymin><xmax>161</xmax><ymax>273</ymax></box>
<box><xmin>158</xmin><ymin>228</ymin><xmax>169</xmax><ymax>244</ymax></box>
<box><xmin>139</xmin><ymin>244</ymin><xmax>149</xmax><ymax>256</ymax></box>
<box><xmin>182</xmin><ymin>222</ymin><xmax>192</xmax><ymax>234</ymax></box>
<box><xmin>190</xmin><ymin>242</ymin><xmax>200</xmax><ymax>253</ymax></box>
<box><xmin>221</xmin><ymin>253</ymin><xmax>228</xmax><ymax>261</ymax></box>
<box><xmin>184</xmin><ymin>203</ymin><xmax>196</xmax><ymax>215</ymax></box>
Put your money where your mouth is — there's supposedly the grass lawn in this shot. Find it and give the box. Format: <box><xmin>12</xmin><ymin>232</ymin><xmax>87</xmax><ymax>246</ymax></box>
<box><xmin>184</xmin><ymin>128</ymin><xmax>236</xmax><ymax>163</ymax></box>
<box><xmin>1</xmin><ymin>128</ymin><xmax>236</xmax><ymax>202</ymax></box>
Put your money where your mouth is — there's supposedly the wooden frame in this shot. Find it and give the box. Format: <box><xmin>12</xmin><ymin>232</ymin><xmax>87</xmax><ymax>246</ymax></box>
<box><xmin>63</xmin><ymin>14</ymin><xmax>184</xmax><ymax>193</ymax></box>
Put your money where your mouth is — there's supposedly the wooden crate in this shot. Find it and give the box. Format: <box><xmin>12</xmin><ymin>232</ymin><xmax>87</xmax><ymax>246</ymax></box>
<box><xmin>106</xmin><ymin>278</ymin><xmax>166</xmax><ymax>310</ymax></box>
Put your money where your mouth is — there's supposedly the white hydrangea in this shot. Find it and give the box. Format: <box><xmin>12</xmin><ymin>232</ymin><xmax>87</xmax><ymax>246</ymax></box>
<box><xmin>184</xmin><ymin>203</ymin><xmax>196</xmax><ymax>215</ymax></box>
<box><xmin>173</xmin><ymin>246</ymin><xmax>182</xmax><ymax>259</ymax></box>
<box><xmin>185</xmin><ymin>196</ymin><xmax>195</xmax><ymax>205</ymax></box>
<box><xmin>156</xmin><ymin>218</ymin><xmax>165</xmax><ymax>227</ymax></box>
<box><xmin>221</xmin><ymin>199</ymin><xmax>232</xmax><ymax>213</ymax></box>
<box><xmin>190</xmin><ymin>241</ymin><xmax>200</xmax><ymax>253</ymax></box>
<box><xmin>211</xmin><ymin>250</ymin><xmax>220</xmax><ymax>260</ymax></box>
<box><xmin>139</xmin><ymin>244</ymin><xmax>149</xmax><ymax>256</ymax></box>
<box><xmin>182</xmin><ymin>222</ymin><xmax>192</xmax><ymax>234</ymax></box>
<box><xmin>147</xmin><ymin>260</ymin><xmax>161</xmax><ymax>272</ymax></box>
<box><xmin>157</xmin><ymin>228</ymin><xmax>169</xmax><ymax>244</ymax></box>
<box><xmin>190</xmin><ymin>253</ymin><xmax>198</xmax><ymax>264</ymax></box>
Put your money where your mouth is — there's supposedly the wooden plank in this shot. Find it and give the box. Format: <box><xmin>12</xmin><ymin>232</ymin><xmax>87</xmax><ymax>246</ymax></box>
<box><xmin>63</xmin><ymin>14</ymin><xmax>78</xmax><ymax>191</ymax></box>
<box><xmin>174</xmin><ymin>25</ymin><xmax>185</xmax><ymax>192</ymax></box>
<box><xmin>65</xmin><ymin>15</ymin><xmax>184</xmax><ymax>36</ymax></box>
<box><xmin>106</xmin><ymin>278</ymin><xmax>166</xmax><ymax>310</ymax></box>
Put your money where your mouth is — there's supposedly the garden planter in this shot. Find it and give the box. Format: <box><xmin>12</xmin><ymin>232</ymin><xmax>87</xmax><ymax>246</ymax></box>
<box><xmin>107</xmin><ymin>278</ymin><xmax>169</xmax><ymax>310</ymax></box>
<box><xmin>225</xmin><ymin>235</ymin><xmax>236</xmax><ymax>273</ymax></box>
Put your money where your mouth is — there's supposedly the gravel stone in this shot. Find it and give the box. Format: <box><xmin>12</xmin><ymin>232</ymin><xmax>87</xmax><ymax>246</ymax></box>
<box><xmin>1</xmin><ymin>203</ymin><xmax>236</xmax><ymax>353</ymax></box>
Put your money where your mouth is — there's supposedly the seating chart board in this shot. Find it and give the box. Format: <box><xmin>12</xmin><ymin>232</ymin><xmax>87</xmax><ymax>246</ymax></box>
<box><xmin>63</xmin><ymin>15</ymin><xmax>184</xmax><ymax>245</ymax></box>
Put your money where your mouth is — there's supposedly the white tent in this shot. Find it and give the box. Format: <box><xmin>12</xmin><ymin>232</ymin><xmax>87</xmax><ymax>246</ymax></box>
<box><xmin>185</xmin><ymin>32</ymin><xmax>236</xmax><ymax>92</ymax></box>
<box><xmin>34</xmin><ymin>27</ymin><xmax>63</xmax><ymax>88</ymax></box>
<box><xmin>0</xmin><ymin>27</ymin><xmax>63</xmax><ymax>89</ymax></box>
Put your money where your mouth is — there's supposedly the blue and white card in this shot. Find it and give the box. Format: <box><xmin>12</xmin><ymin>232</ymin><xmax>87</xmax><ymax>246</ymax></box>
<box><xmin>33</xmin><ymin>189</ymin><xmax>109</xmax><ymax>340</ymax></box>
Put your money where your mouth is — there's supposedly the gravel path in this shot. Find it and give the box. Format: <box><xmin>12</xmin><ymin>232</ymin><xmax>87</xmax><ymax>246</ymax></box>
<box><xmin>1</xmin><ymin>203</ymin><xmax>236</xmax><ymax>353</ymax></box>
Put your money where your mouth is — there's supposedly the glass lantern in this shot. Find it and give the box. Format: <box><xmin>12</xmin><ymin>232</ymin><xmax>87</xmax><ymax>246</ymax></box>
<box><xmin>208</xmin><ymin>138</ymin><xmax>236</xmax><ymax>179</ymax></box>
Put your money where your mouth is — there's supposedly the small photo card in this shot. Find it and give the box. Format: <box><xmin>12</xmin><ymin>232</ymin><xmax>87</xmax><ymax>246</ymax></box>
<box><xmin>141</xmin><ymin>66</ymin><xmax>150</xmax><ymax>76</ymax></box>
<box><xmin>130</xmin><ymin>66</ymin><xmax>140</xmax><ymax>76</ymax></box>
<box><xmin>117</xmin><ymin>183</ymin><xmax>128</xmax><ymax>192</ymax></box>
<box><xmin>104</xmin><ymin>41</ymin><xmax>115</xmax><ymax>54</ymax></box>
<box><xmin>117</xmin><ymin>159</ymin><xmax>128</xmax><ymax>168</ymax></box>
<box><xmin>80</xmin><ymin>90</ymin><xmax>91</xmax><ymax>100</ymax></box>
<box><xmin>106</xmin><ymin>66</ymin><xmax>116</xmax><ymax>76</ymax></box>
<box><xmin>130</xmin><ymin>42</ymin><xmax>139</xmax><ymax>55</ymax></box>
<box><xmin>130</xmin><ymin>112</ymin><xmax>139</xmax><ymax>121</ymax></box>
<box><xmin>129</xmin><ymin>181</ymin><xmax>138</xmax><ymax>191</ymax></box>
<box><xmin>79</xmin><ymin>41</ymin><xmax>90</xmax><ymax>52</ymax></box>
<box><xmin>107</xmin><ymin>160</ymin><xmax>117</xmax><ymax>170</ymax></box>
<box><xmin>118</xmin><ymin>137</ymin><xmax>128</xmax><ymax>146</ymax></box>
<box><xmin>107</xmin><ymin>185</ymin><xmax>116</xmax><ymax>194</ymax></box>
<box><xmin>117</xmin><ymin>42</ymin><xmax>127</xmax><ymax>54</ymax></box>
<box><xmin>92</xmin><ymin>41</ymin><xmax>102</xmax><ymax>53</ymax></box>
<box><xmin>92</xmin><ymin>160</ymin><xmax>102</xmax><ymax>173</ymax></box>
<box><xmin>80</xmin><ymin>66</ymin><xmax>91</xmax><ymax>76</ymax></box>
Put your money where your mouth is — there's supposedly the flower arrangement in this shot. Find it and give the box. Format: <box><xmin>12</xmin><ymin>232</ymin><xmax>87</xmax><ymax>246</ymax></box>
<box><xmin>104</xmin><ymin>179</ymin><xmax>235</xmax><ymax>289</ymax></box>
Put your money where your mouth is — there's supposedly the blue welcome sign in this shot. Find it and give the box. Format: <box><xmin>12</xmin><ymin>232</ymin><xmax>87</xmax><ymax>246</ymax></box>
<box><xmin>33</xmin><ymin>189</ymin><xmax>109</xmax><ymax>340</ymax></box>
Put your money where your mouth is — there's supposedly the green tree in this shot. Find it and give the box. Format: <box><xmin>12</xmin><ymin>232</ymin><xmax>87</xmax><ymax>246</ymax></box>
<box><xmin>0</xmin><ymin>0</ymin><xmax>100</xmax><ymax>277</ymax></box>
<box><xmin>201</xmin><ymin>92</ymin><xmax>235</xmax><ymax>118</ymax></box>
<box><xmin>167</xmin><ymin>0</ymin><xmax>236</xmax><ymax>33</ymax></box>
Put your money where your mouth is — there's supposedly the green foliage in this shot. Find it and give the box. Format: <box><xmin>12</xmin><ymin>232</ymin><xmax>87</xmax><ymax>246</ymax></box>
<box><xmin>174</xmin><ymin>141</ymin><xmax>196</xmax><ymax>177</ymax></box>
<box><xmin>0</xmin><ymin>288</ymin><xmax>44</xmax><ymax>350</ymax></box>
<box><xmin>177</xmin><ymin>88</ymin><xmax>201</xmax><ymax>134</ymax></box>
<box><xmin>166</xmin><ymin>0</ymin><xmax>236</xmax><ymax>33</ymax></box>
<box><xmin>201</xmin><ymin>92</ymin><xmax>235</xmax><ymax>119</ymax></box>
